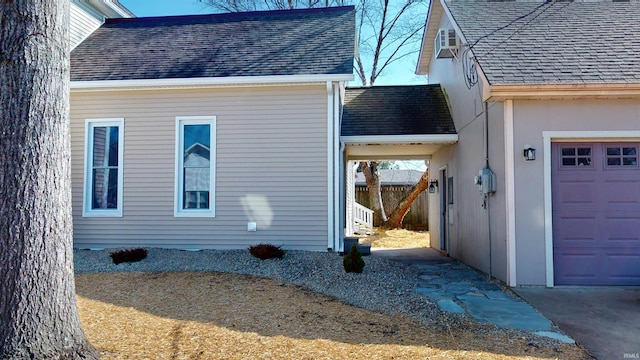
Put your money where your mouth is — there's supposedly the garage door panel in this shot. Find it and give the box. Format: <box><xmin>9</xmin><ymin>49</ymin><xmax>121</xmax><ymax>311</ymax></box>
<box><xmin>554</xmin><ymin>180</ymin><xmax>598</xmax><ymax>205</ymax></box>
<box><xmin>553</xmin><ymin>250</ymin><xmax>599</xmax><ymax>284</ymax></box>
<box><xmin>553</xmin><ymin>217</ymin><xmax>597</xmax><ymax>246</ymax></box>
<box><xmin>552</xmin><ymin>142</ymin><xmax>640</xmax><ymax>285</ymax></box>
<box><xmin>604</xmin><ymin>217</ymin><xmax>640</xmax><ymax>245</ymax></box>
<box><xmin>603</xmin><ymin>179</ymin><xmax>640</xmax><ymax>204</ymax></box>
<box><xmin>607</xmin><ymin>252</ymin><xmax>640</xmax><ymax>285</ymax></box>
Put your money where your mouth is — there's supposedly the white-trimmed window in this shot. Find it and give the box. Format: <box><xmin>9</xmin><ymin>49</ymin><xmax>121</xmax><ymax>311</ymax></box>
<box><xmin>83</xmin><ymin>118</ymin><xmax>124</xmax><ymax>217</ymax></box>
<box><xmin>175</xmin><ymin>116</ymin><xmax>216</xmax><ymax>217</ymax></box>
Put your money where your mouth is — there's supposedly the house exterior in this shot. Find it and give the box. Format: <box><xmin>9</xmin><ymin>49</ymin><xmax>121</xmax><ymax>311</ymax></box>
<box><xmin>417</xmin><ymin>0</ymin><xmax>640</xmax><ymax>286</ymax></box>
<box><xmin>70</xmin><ymin>0</ymin><xmax>133</xmax><ymax>49</ymax></box>
<box><xmin>341</xmin><ymin>85</ymin><xmax>457</xmax><ymax>237</ymax></box>
<box><xmin>70</xmin><ymin>7</ymin><xmax>355</xmax><ymax>251</ymax></box>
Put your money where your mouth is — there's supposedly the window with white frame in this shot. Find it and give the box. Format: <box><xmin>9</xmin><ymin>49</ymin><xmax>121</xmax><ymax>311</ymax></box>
<box><xmin>83</xmin><ymin>119</ymin><xmax>124</xmax><ymax>217</ymax></box>
<box><xmin>175</xmin><ymin>116</ymin><xmax>216</xmax><ymax>217</ymax></box>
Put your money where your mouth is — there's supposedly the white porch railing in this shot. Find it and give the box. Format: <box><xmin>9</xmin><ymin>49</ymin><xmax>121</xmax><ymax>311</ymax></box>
<box><xmin>353</xmin><ymin>202</ymin><xmax>374</xmax><ymax>234</ymax></box>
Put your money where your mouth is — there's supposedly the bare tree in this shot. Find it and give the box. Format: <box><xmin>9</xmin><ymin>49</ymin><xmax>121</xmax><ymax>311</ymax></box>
<box><xmin>384</xmin><ymin>170</ymin><xmax>429</xmax><ymax>228</ymax></box>
<box><xmin>200</xmin><ymin>0</ymin><xmax>428</xmax><ymax>229</ymax></box>
<box><xmin>0</xmin><ymin>1</ymin><xmax>98</xmax><ymax>358</ymax></box>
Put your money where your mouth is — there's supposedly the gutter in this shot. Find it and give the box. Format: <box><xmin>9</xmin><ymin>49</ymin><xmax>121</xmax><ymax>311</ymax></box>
<box><xmin>70</xmin><ymin>74</ymin><xmax>354</xmax><ymax>92</ymax></box>
<box><xmin>484</xmin><ymin>83</ymin><xmax>640</xmax><ymax>102</ymax></box>
<box><xmin>341</xmin><ymin>134</ymin><xmax>458</xmax><ymax>145</ymax></box>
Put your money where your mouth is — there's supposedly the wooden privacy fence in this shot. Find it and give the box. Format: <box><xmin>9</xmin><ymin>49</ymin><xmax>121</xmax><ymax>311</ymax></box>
<box><xmin>355</xmin><ymin>185</ymin><xmax>429</xmax><ymax>229</ymax></box>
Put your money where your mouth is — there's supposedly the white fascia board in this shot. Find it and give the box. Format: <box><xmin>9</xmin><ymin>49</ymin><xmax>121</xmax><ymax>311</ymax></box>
<box><xmin>486</xmin><ymin>83</ymin><xmax>640</xmax><ymax>101</ymax></box>
<box><xmin>83</xmin><ymin>0</ymin><xmax>134</xmax><ymax>18</ymax></box>
<box><xmin>340</xmin><ymin>134</ymin><xmax>458</xmax><ymax>144</ymax></box>
<box><xmin>103</xmin><ymin>0</ymin><xmax>135</xmax><ymax>17</ymax></box>
<box><xmin>70</xmin><ymin>74</ymin><xmax>355</xmax><ymax>92</ymax></box>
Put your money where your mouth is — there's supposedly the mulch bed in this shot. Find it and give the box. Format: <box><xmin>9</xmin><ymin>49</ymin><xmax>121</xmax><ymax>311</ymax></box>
<box><xmin>76</xmin><ymin>272</ymin><xmax>591</xmax><ymax>359</ymax></box>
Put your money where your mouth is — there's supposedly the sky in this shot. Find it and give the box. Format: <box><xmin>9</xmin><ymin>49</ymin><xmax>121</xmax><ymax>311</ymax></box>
<box><xmin>119</xmin><ymin>0</ymin><xmax>428</xmax><ymax>87</ymax></box>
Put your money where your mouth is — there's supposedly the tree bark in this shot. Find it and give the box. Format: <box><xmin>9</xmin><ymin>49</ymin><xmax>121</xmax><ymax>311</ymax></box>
<box><xmin>0</xmin><ymin>1</ymin><xmax>99</xmax><ymax>358</ymax></box>
<box><xmin>360</xmin><ymin>161</ymin><xmax>387</xmax><ymax>226</ymax></box>
<box><xmin>384</xmin><ymin>170</ymin><xmax>429</xmax><ymax>229</ymax></box>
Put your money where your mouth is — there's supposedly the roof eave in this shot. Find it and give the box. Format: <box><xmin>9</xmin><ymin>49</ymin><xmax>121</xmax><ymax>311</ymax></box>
<box><xmin>80</xmin><ymin>0</ymin><xmax>135</xmax><ymax>18</ymax></box>
<box><xmin>415</xmin><ymin>0</ymin><xmax>444</xmax><ymax>75</ymax></box>
<box><xmin>340</xmin><ymin>134</ymin><xmax>458</xmax><ymax>145</ymax></box>
<box><xmin>70</xmin><ymin>74</ymin><xmax>355</xmax><ymax>92</ymax></box>
<box><xmin>484</xmin><ymin>83</ymin><xmax>640</xmax><ymax>101</ymax></box>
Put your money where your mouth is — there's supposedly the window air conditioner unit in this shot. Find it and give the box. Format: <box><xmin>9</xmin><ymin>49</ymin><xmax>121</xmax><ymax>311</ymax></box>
<box><xmin>435</xmin><ymin>28</ymin><xmax>458</xmax><ymax>59</ymax></box>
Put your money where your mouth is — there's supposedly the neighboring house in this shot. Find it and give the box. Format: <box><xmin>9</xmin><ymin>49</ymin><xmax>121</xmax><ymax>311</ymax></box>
<box><xmin>70</xmin><ymin>7</ymin><xmax>355</xmax><ymax>251</ymax></box>
<box><xmin>416</xmin><ymin>0</ymin><xmax>640</xmax><ymax>286</ymax></box>
<box><xmin>354</xmin><ymin>169</ymin><xmax>425</xmax><ymax>186</ymax></box>
<box><xmin>354</xmin><ymin>170</ymin><xmax>430</xmax><ymax>229</ymax></box>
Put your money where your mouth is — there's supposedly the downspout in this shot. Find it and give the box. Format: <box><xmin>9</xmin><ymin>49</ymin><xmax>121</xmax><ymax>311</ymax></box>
<box><xmin>485</xmin><ymin>102</ymin><xmax>492</xmax><ymax>280</ymax></box>
<box><xmin>339</xmin><ymin>141</ymin><xmax>346</xmax><ymax>252</ymax></box>
<box><xmin>333</xmin><ymin>83</ymin><xmax>341</xmax><ymax>252</ymax></box>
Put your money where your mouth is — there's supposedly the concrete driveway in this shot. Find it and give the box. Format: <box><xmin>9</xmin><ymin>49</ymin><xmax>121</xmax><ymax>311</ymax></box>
<box><xmin>515</xmin><ymin>286</ymin><xmax>640</xmax><ymax>360</ymax></box>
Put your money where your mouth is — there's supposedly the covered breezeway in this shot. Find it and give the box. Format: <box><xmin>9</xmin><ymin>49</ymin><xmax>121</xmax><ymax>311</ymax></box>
<box><xmin>339</xmin><ymin>85</ymin><xmax>457</xmax><ymax>251</ymax></box>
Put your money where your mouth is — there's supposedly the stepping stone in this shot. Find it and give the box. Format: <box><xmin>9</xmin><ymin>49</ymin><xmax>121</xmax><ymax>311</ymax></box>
<box><xmin>441</xmin><ymin>281</ymin><xmax>477</xmax><ymax>295</ymax></box>
<box><xmin>472</xmin><ymin>282</ymin><xmax>502</xmax><ymax>291</ymax></box>
<box><xmin>482</xmin><ymin>290</ymin><xmax>518</xmax><ymax>301</ymax></box>
<box><xmin>415</xmin><ymin>287</ymin><xmax>448</xmax><ymax>300</ymax></box>
<box><xmin>418</xmin><ymin>274</ymin><xmax>439</xmax><ymax>282</ymax></box>
<box><xmin>456</xmin><ymin>294</ymin><xmax>552</xmax><ymax>331</ymax></box>
<box><xmin>437</xmin><ymin>299</ymin><xmax>465</xmax><ymax>314</ymax></box>
<box><xmin>534</xmin><ymin>331</ymin><xmax>575</xmax><ymax>344</ymax></box>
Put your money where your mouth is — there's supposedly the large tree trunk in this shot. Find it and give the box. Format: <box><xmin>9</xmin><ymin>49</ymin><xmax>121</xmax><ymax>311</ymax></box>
<box><xmin>385</xmin><ymin>170</ymin><xmax>429</xmax><ymax>229</ymax></box>
<box><xmin>0</xmin><ymin>1</ymin><xmax>98</xmax><ymax>358</ymax></box>
<box><xmin>360</xmin><ymin>161</ymin><xmax>387</xmax><ymax>226</ymax></box>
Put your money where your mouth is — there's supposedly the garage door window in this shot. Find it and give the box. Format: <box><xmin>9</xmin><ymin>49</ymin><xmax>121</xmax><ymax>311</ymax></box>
<box><xmin>561</xmin><ymin>146</ymin><xmax>592</xmax><ymax>167</ymax></box>
<box><xmin>605</xmin><ymin>146</ymin><xmax>638</xmax><ymax>167</ymax></box>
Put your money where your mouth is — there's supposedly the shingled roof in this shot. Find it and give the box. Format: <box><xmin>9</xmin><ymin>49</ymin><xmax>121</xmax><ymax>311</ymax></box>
<box><xmin>71</xmin><ymin>6</ymin><xmax>355</xmax><ymax>81</ymax></box>
<box><xmin>341</xmin><ymin>85</ymin><xmax>456</xmax><ymax>137</ymax></box>
<box><xmin>446</xmin><ymin>0</ymin><xmax>640</xmax><ymax>85</ymax></box>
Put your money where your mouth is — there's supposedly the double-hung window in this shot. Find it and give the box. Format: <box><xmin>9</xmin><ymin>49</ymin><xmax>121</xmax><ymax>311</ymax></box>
<box><xmin>83</xmin><ymin>118</ymin><xmax>124</xmax><ymax>217</ymax></box>
<box><xmin>175</xmin><ymin>116</ymin><xmax>216</xmax><ymax>217</ymax></box>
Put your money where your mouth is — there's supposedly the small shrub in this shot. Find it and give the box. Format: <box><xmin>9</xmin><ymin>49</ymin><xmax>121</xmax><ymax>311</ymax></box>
<box><xmin>109</xmin><ymin>248</ymin><xmax>148</xmax><ymax>265</ymax></box>
<box><xmin>343</xmin><ymin>244</ymin><xmax>365</xmax><ymax>273</ymax></box>
<box><xmin>249</xmin><ymin>244</ymin><xmax>285</xmax><ymax>260</ymax></box>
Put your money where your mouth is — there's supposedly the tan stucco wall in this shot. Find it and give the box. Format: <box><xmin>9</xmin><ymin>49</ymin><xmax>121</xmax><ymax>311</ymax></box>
<box><xmin>425</xmin><ymin>13</ymin><xmax>509</xmax><ymax>282</ymax></box>
<box><xmin>513</xmin><ymin>99</ymin><xmax>640</xmax><ymax>285</ymax></box>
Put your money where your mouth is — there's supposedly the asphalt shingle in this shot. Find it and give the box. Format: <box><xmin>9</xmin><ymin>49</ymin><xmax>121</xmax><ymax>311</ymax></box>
<box><xmin>341</xmin><ymin>85</ymin><xmax>456</xmax><ymax>137</ymax></box>
<box><xmin>71</xmin><ymin>6</ymin><xmax>355</xmax><ymax>81</ymax></box>
<box><xmin>446</xmin><ymin>1</ymin><xmax>640</xmax><ymax>85</ymax></box>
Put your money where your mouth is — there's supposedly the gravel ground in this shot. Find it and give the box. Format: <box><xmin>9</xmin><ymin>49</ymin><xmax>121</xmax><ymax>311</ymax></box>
<box><xmin>73</xmin><ymin>247</ymin><xmax>582</xmax><ymax>350</ymax></box>
<box><xmin>75</xmin><ymin>248</ymin><xmax>456</xmax><ymax>330</ymax></box>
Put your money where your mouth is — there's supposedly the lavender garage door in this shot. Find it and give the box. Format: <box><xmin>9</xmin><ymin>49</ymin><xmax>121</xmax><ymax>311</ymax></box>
<box><xmin>552</xmin><ymin>142</ymin><xmax>640</xmax><ymax>285</ymax></box>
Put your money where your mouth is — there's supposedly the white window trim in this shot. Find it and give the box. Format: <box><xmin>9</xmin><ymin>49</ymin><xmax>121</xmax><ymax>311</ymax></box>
<box><xmin>174</xmin><ymin>116</ymin><xmax>216</xmax><ymax>217</ymax></box>
<box><xmin>83</xmin><ymin>118</ymin><xmax>124</xmax><ymax>217</ymax></box>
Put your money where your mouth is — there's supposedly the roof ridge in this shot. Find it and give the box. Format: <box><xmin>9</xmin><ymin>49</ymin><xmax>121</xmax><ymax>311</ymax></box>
<box><xmin>104</xmin><ymin>5</ymin><xmax>355</xmax><ymax>25</ymax></box>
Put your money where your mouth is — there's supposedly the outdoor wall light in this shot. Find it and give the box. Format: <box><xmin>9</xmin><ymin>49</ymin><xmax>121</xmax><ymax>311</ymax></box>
<box><xmin>428</xmin><ymin>180</ymin><xmax>439</xmax><ymax>193</ymax></box>
<box><xmin>523</xmin><ymin>145</ymin><xmax>536</xmax><ymax>161</ymax></box>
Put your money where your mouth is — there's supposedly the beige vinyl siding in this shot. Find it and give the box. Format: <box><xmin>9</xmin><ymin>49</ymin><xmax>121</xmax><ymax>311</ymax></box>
<box><xmin>70</xmin><ymin>2</ymin><xmax>102</xmax><ymax>49</ymax></box>
<box><xmin>70</xmin><ymin>85</ymin><xmax>329</xmax><ymax>250</ymax></box>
